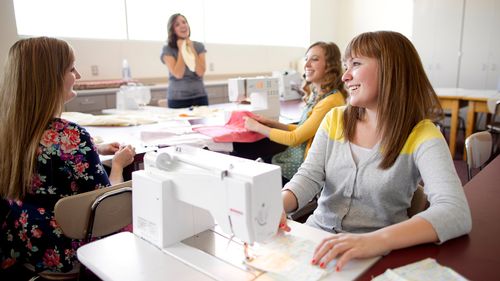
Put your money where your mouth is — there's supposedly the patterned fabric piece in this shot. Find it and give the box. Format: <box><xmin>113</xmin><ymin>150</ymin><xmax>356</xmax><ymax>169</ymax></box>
<box><xmin>272</xmin><ymin>90</ymin><xmax>338</xmax><ymax>180</ymax></box>
<box><xmin>1</xmin><ymin>118</ymin><xmax>110</xmax><ymax>273</ymax></box>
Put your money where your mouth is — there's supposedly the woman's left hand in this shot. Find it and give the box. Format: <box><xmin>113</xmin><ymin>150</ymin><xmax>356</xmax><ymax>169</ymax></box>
<box><xmin>311</xmin><ymin>232</ymin><xmax>387</xmax><ymax>271</ymax></box>
<box><xmin>97</xmin><ymin>142</ymin><xmax>120</xmax><ymax>155</ymax></box>
<box><xmin>186</xmin><ymin>39</ymin><xmax>196</xmax><ymax>54</ymax></box>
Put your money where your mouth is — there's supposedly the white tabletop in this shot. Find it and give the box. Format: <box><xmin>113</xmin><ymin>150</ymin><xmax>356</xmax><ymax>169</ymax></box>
<box><xmin>77</xmin><ymin>221</ymin><xmax>379</xmax><ymax>281</ymax></box>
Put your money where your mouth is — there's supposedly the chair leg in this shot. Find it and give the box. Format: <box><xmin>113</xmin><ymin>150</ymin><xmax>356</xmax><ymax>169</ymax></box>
<box><xmin>492</xmin><ymin>133</ymin><xmax>499</xmax><ymax>156</ymax></box>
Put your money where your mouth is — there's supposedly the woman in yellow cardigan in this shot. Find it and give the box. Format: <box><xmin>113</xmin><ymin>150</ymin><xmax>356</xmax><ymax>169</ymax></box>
<box><xmin>244</xmin><ymin>41</ymin><xmax>346</xmax><ymax>184</ymax></box>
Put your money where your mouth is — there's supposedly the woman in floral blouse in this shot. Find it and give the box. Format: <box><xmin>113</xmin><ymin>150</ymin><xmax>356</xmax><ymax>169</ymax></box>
<box><xmin>0</xmin><ymin>37</ymin><xmax>135</xmax><ymax>274</ymax></box>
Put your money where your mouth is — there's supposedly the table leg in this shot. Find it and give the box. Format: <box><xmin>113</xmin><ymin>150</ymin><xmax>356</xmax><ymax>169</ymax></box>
<box><xmin>464</xmin><ymin>101</ymin><xmax>478</xmax><ymax>161</ymax></box>
<box><xmin>448</xmin><ymin>100</ymin><xmax>460</xmax><ymax>158</ymax></box>
<box><xmin>465</xmin><ymin>101</ymin><xmax>477</xmax><ymax>140</ymax></box>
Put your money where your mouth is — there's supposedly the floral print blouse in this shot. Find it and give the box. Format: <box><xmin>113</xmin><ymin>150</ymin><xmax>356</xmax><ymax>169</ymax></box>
<box><xmin>1</xmin><ymin>118</ymin><xmax>111</xmax><ymax>273</ymax></box>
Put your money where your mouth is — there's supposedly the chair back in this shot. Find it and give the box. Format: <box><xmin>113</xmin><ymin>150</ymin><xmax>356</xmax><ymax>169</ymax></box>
<box><xmin>465</xmin><ymin>131</ymin><xmax>493</xmax><ymax>180</ymax></box>
<box><xmin>487</xmin><ymin>100</ymin><xmax>500</xmax><ymax>134</ymax></box>
<box><xmin>407</xmin><ymin>184</ymin><xmax>429</xmax><ymax>218</ymax></box>
<box><xmin>54</xmin><ymin>180</ymin><xmax>132</xmax><ymax>241</ymax></box>
<box><xmin>486</xmin><ymin>99</ymin><xmax>500</xmax><ymax>115</ymax></box>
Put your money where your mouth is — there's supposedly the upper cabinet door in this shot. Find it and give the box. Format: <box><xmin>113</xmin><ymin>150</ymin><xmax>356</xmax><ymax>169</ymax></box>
<box><xmin>459</xmin><ymin>0</ymin><xmax>500</xmax><ymax>89</ymax></box>
<box><xmin>413</xmin><ymin>0</ymin><xmax>464</xmax><ymax>88</ymax></box>
<box><xmin>485</xmin><ymin>0</ymin><xmax>500</xmax><ymax>90</ymax></box>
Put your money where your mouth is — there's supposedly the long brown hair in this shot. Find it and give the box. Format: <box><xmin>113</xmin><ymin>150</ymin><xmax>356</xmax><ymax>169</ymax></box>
<box><xmin>303</xmin><ymin>41</ymin><xmax>347</xmax><ymax>103</ymax></box>
<box><xmin>342</xmin><ymin>31</ymin><xmax>442</xmax><ymax>169</ymax></box>
<box><xmin>167</xmin><ymin>13</ymin><xmax>190</xmax><ymax>49</ymax></box>
<box><xmin>0</xmin><ymin>37</ymin><xmax>74</xmax><ymax>200</ymax></box>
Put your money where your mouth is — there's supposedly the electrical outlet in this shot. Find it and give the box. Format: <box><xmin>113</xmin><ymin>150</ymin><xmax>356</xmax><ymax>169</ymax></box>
<box><xmin>209</xmin><ymin>62</ymin><xmax>214</xmax><ymax>71</ymax></box>
<box><xmin>91</xmin><ymin>65</ymin><xmax>99</xmax><ymax>76</ymax></box>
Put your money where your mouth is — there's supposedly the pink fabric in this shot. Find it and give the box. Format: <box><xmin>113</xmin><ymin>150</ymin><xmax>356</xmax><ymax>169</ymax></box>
<box><xmin>192</xmin><ymin>111</ymin><xmax>266</xmax><ymax>143</ymax></box>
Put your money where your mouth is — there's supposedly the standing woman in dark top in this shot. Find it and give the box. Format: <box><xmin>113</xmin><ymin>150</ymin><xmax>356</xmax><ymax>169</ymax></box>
<box><xmin>160</xmin><ymin>13</ymin><xmax>209</xmax><ymax>108</ymax></box>
<box><xmin>0</xmin><ymin>37</ymin><xmax>135</xmax><ymax>274</ymax></box>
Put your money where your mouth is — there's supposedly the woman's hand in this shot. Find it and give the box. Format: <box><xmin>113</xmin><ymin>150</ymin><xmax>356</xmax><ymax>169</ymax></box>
<box><xmin>243</xmin><ymin>116</ymin><xmax>271</xmax><ymax>136</ymax></box>
<box><xmin>279</xmin><ymin>210</ymin><xmax>291</xmax><ymax>232</ymax></box>
<box><xmin>111</xmin><ymin>144</ymin><xmax>136</xmax><ymax>169</ymax></box>
<box><xmin>243</xmin><ymin>116</ymin><xmax>262</xmax><ymax>132</ymax></box>
<box><xmin>97</xmin><ymin>142</ymin><xmax>120</xmax><ymax>155</ymax></box>
<box><xmin>252</xmin><ymin>114</ymin><xmax>271</xmax><ymax>126</ymax></box>
<box><xmin>311</xmin><ymin>232</ymin><xmax>387</xmax><ymax>272</ymax></box>
<box><xmin>177</xmin><ymin>39</ymin><xmax>185</xmax><ymax>50</ymax></box>
<box><xmin>186</xmin><ymin>39</ymin><xmax>196</xmax><ymax>54</ymax></box>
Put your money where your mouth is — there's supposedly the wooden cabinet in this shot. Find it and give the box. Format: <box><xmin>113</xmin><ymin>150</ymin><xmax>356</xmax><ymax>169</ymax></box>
<box><xmin>65</xmin><ymin>93</ymin><xmax>114</xmax><ymax>114</ymax></box>
<box><xmin>149</xmin><ymin>86</ymin><xmax>167</xmax><ymax>106</ymax></box>
<box><xmin>65</xmin><ymin>82</ymin><xmax>229</xmax><ymax>113</ymax></box>
<box><xmin>206</xmin><ymin>84</ymin><xmax>229</xmax><ymax>104</ymax></box>
<box><xmin>412</xmin><ymin>0</ymin><xmax>464</xmax><ymax>88</ymax></box>
<box><xmin>458</xmin><ymin>0</ymin><xmax>500</xmax><ymax>89</ymax></box>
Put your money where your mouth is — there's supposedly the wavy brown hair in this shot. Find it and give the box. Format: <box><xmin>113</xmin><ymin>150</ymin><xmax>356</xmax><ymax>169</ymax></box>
<box><xmin>167</xmin><ymin>13</ymin><xmax>190</xmax><ymax>49</ymax></box>
<box><xmin>302</xmin><ymin>41</ymin><xmax>347</xmax><ymax>103</ymax></box>
<box><xmin>342</xmin><ymin>31</ymin><xmax>442</xmax><ymax>169</ymax></box>
<box><xmin>0</xmin><ymin>37</ymin><xmax>74</xmax><ymax>200</ymax></box>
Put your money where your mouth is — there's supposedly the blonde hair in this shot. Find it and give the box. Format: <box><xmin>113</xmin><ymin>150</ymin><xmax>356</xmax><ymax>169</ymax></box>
<box><xmin>342</xmin><ymin>31</ymin><xmax>442</xmax><ymax>169</ymax></box>
<box><xmin>0</xmin><ymin>37</ymin><xmax>74</xmax><ymax>200</ymax></box>
<box><xmin>302</xmin><ymin>41</ymin><xmax>347</xmax><ymax>103</ymax></box>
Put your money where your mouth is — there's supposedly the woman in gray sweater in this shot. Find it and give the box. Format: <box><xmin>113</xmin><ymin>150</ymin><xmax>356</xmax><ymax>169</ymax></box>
<box><xmin>160</xmin><ymin>13</ymin><xmax>208</xmax><ymax>108</ymax></box>
<box><xmin>280</xmin><ymin>31</ymin><xmax>472</xmax><ymax>272</ymax></box>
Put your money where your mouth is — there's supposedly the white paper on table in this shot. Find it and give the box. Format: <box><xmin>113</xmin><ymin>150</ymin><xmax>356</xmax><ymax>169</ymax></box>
<box><xmin>246</xmin><ymin>232</ymin><xmax>333</xmax><ymax>281</ymax></box>
<box><xmin>140</xmin><ymin>120</ymin><xmax>194</xmax><ymax>142</ymax></box>
<box><xmin>372</xmin><ymin>258</ymin><xmax>468</xmax><ymax>281</ymax></box>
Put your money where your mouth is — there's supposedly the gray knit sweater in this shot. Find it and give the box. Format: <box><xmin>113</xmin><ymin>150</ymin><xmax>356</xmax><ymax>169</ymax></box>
<box><xmin>284</xmin><ymin>106</ymin><xmax>472</xmax><ymax>243</ymax></box>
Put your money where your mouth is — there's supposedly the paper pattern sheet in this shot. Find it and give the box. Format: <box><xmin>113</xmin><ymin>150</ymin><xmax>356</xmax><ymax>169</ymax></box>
<box><xmin>373</xmin><ymin>258</ymin><xmax>468</xmax><ymax>281</ymax></box>
<box><xmin>247</xmin><ymin>233</ymin><xmax>333</xmax><ymax>281</ymax></box>
<box><xmin>62</xmin><ymin>112</ymin><xmax>158</xmax><ymax>126</ymax></box>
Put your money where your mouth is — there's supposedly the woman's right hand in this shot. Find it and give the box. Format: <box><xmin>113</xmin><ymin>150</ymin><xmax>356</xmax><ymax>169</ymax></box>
<box><xmin>177</xmin><ymin>39</ymin><xmax>185</xmax><ymax>50</ymax></box>
<box><xmin>279</xmin><ymin>210</ymin><xmax>291</xmax><ymax>232</ymax></box>
<box><xmin>111</xmin><ymin>144</ymin><xmax>136</xmax><ymax>169</ymax></box>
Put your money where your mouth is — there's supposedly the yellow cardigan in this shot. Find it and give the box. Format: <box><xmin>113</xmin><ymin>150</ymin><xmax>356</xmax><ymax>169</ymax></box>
<box><xmin>269</xmin><ymin>92</ymin><xmax>345</xmax><ymax>158</ymax></box>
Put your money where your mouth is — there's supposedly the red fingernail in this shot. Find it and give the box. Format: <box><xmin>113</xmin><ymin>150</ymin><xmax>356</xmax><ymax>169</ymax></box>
<box><xmin>336</xmin><ymin>265</ymin><xmax>340</xmax><ymax>272</ymax></box>
<box><xmin>311</xmin><ymin>259</ymin><xmax>316</xmax><ymax>264</ymax></box>
<box><xmin>279</xmin><ymin>223</ymin><xmax>284</xmax><ymax>228</ymax></box>
<box><xmin>320</xmin><ymin>262</ymin><xmax>325</xmax><ymax>268</ymax></box>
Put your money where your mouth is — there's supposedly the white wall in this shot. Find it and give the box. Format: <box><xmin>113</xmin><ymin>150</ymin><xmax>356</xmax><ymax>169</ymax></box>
<box><xmin>1</xmin><ymin>0</ymin><xmax>413</xmax><ymax>82</ymax></box>
<box><xmin>0</xmin><ymin>0</ymin><xmax>18</xmax><ymax>80</ymax></box>
<box><xmin>330</xmin><ymin>0</ymin><xmax>413</xmax><ymax>53</ymax></box>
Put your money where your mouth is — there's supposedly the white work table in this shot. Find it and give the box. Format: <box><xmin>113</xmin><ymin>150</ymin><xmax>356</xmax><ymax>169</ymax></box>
<box><xmin>77</xmin><ymin>221</ymin><xmax>379</xmax><ymax>281</ymax></box>
<box><xmin>78</xmin><ymin>232</ymin><xmax>213</xmax><ymax>281</ymax></box>
<box><xmin>81</xmin><ymin>100</ymin><xmax>303</xmax><ymax>153</ymax></box>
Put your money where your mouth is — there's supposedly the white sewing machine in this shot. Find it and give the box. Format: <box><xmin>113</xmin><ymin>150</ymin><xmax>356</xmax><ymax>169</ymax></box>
<box><xmin>132</xmin><ymin>145</ymin><xmax>283</xmax><ymax>280</ymax></box>
<box><xmin>227</xmin><ymin>77</ymin><xmax>280</xmax><ymax>120</ymax></box>
<box><xmin>77</xmin><ymin>144</ymin><xmax>381</xmax><ymax>280</ymax></box>
<box><xmin>116</xmin><ymin>84</ymin><xmax>151</xmax><ymax>110</ymax></box>
<box><xmin>272</xmin><ymin>70</ymin><xmax>304</xmax><ymax>101</ymax></box>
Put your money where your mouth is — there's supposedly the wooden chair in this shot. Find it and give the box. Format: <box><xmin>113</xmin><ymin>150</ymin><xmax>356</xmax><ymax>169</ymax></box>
<box><xmin>290</xmin><ymin>184</ymin><xmax>429</xmax><ymax>222</ymax></box>
<box><xmin>25</xmin><ymin>181</ymin><xmax>133</xmax><ymax>280</ymax></box>
<box><xmin>486</xmin><ymin>100</ymin><xmax>500</xmax><ymax>155</ymax></box>
<box><xmin>465</xmin><ymin>131</ymin><xmax>493</xmax><ymax>180</ymax></box>
<box><xmin>407</xmin><ymin>185</ymin><xmax>429</xmax><ymax>218</ymax></box>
